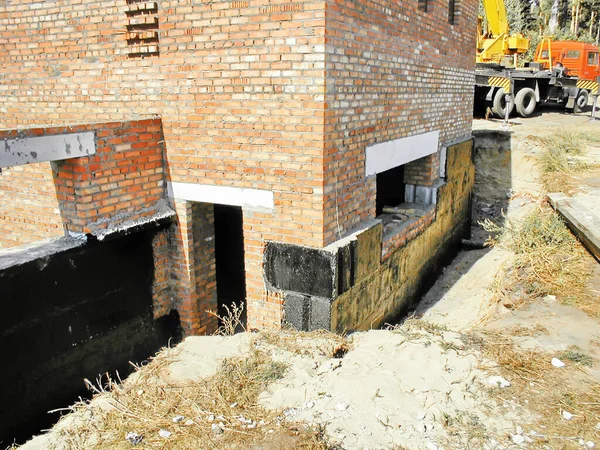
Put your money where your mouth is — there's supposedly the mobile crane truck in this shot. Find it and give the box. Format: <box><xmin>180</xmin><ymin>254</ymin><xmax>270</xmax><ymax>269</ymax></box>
<box><xmin>475</xmin><ymin>0</ymin><xmax>600</xmax><ymax>118</ymax></box>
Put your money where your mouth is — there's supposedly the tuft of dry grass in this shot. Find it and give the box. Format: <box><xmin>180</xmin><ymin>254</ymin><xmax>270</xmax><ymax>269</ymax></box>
<box><xmin>482</xmin><ymin>206</ymin><xmax>591</xmax><ymax>306</ymax></box>
<box><xmin>44</xmin><ymin>341</ymin><xmax>329</xmax><ymax>450</ymax></box>
<box><xmin>559</xmin><ymin>345</ymin><xmax>595</xmax><ymax>368</ymax></box>
<box><xmin>468</xmin><ymin>331</ymin><xmax>600</xmax><ymax>449</ymax></box>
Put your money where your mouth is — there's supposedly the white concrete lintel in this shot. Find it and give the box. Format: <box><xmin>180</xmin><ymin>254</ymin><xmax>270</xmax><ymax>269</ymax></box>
<box><xmin>0</xmin><ymin>132</ymin><xmax>96</xmax><ymax>168</ymax></box>
<box><xmin>365</xmin><ymin>130</ymin><xmax>440</xmax><ymax>176</ymax></box>
<box><xmin>168</xmin><ymin>181</ymin><xmax>275</xmax><ymax>211</ymax></box>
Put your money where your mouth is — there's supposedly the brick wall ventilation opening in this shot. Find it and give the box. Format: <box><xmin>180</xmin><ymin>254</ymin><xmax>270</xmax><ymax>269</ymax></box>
<box><xmin>125</xmin><ymin>1</ymin><xmax>159</xmax><ymax>57</ymax></box>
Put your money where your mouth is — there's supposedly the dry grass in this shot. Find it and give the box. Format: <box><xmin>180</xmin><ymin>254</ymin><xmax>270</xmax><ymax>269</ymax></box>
<box><xmin>45</xmin><ymin>342</ymin><xmax>328</xmax><ymax>450</ymax></box>
<box><xmin>533</xmin><ymin>131</ymin><xmax>595</xmax><ymax>195</ymax></box>
<box><xmin>508</xmin><ymin>323</ymin><xmax>549</xmax><ymax>337</ymax></box>
<box><xmin>468</xmin><ymin>331</ymin><xmax>600</xmax><ymax>449</ymax></box>
<box><xmin>482</xmin><ymin>206</ymin><xmax>592</xmax><ymax>307</ymax></box>
<box><xmin>257</xmin><ymin>328</ymin><xmax>349</xmax><ymax>359</ymax></box>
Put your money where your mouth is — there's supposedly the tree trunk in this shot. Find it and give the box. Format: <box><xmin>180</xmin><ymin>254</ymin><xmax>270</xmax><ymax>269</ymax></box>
<box><xmin>574</xmin><ymin>0</ymin><xmax>580</xmax><ymax>34</ymax></box>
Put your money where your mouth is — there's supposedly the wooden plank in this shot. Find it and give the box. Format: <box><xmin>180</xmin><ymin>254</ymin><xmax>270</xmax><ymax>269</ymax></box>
<box><xmin>547</xmin><ymin>193</ymin><xmax>600</xmax><ymax>261</ymax></box>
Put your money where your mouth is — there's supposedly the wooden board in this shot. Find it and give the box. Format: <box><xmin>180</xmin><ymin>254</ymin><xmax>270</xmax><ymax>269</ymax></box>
<box><xmin>547</xmin><ymin>193</ymin><xmax>600</xmax><ymax>261</ymax></box>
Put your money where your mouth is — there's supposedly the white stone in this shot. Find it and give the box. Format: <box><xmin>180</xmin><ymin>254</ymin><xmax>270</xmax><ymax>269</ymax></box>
<box><xmin>512</xmin><ymin>434</ymin><xmax>525</xmax><ymax>444</ymax></box>
<box><xmin>336</xmin><ymin>402</ymin><xmax>349</xmax><ymax>411</ymax></box>
<box><xmin>158</xmin><ymin>429</ymin><xmax>171</xmax><ymax>438</ymax></box>
<box><xmin>551</xmin><ymin>358</ymin><xmax>566</xmax><ymax>368</ymax></box>
<box><xmin>172</xmin><ymin>415</ymin><xmax>185</xmax><ymax>423</ymax></box>
<box><xmin>561</xmin><ymin>410</ymin><xmax>573</xmax><ymax>420</ymax></box>
<box><xmin>487</xmin><ymin>375</ymin><xmax>511</xmax><ymax>388</ymax></box>
<box><xmin>125</xmin><ymin>432</ymin><xmax>143</xmax><ymax>445</ymax></box>
<box><xmin>211</xmin><ymin>423</ymin><xmax>224</xmax><ymax>435</ymax></box>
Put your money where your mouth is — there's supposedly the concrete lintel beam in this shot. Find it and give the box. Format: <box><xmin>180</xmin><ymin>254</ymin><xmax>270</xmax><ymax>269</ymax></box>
<box><xmin>0</xmin><ymin>132</ymin><xmax>95</xmax><ymax>168</ymax></box>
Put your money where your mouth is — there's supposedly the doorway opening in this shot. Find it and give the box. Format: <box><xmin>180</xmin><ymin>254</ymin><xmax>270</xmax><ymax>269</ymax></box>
<box><xmin>214</xmin><ymin>204</ymin><xmax>247</xmax><ymax>330</ymax></box>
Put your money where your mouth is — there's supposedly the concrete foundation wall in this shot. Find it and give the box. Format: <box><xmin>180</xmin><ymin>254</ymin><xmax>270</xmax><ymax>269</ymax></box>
<box><xmin>0</xmin><ymin>230</ymin><xmax>181</xmax><ymax>445</ymax></box>
<box><xmin>267</xmin><ymin>138</ymin><xmax>474</xmax><ymax>332</ymax></box>
<box><xmin>332</xmin><ymin>139</ymin><xmax>474</xmax><ymax>331</ymax></box>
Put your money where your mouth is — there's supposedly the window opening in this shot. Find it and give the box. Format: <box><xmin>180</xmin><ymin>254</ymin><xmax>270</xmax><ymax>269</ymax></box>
<box><xmin>376</xmin><ymin>165</ymin><xmax>405</xmax><ymax>216</ymax></box>
<box><xmin>448</xmin><ymin>0</ymin><xmax>456</xmax><ymax>24</ymax></box>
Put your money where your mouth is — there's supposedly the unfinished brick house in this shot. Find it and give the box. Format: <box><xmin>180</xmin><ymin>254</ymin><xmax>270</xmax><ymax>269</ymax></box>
<box><xmin>0</xmin><ymin>0</ymin><xmax>477</xmax><ymax>335</ymax></box>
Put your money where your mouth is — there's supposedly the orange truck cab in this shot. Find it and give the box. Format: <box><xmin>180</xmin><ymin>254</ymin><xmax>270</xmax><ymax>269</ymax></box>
<box><xmin>534</xmin><ymin>40</ymin><xmax>600</xmax><ymax>81</ymax></box>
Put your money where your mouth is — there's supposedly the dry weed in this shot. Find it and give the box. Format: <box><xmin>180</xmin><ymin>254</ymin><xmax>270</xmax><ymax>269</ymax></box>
<box><xmin>468</xmin><ymin>331</ymin><xmax>600</xmax><ymax>449</ymax></box>
<box><xmin>482</xmin><ymin>206</ymin><xmax>591</xmax><ymax>306</ymax></box>
<box><xmin>207</xmin><ymin>302</ymin><xmax>245</xmax><ymax>336</ymax></box>
<box><xmin>46</xmin><ymin>342</ymin><xmax>328</xmax><ymax>450</ymax></box>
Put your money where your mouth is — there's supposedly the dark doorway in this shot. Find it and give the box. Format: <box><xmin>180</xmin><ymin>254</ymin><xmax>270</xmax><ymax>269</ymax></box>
<box><xmin>214</xmin><ymin>204</ymin><xmax>247</xmax><ymax>329</ymax></box>
<box><xmin>376</xmin><ymin>165</ymin><xmax>405</xmax><ymax>215</ymax></box>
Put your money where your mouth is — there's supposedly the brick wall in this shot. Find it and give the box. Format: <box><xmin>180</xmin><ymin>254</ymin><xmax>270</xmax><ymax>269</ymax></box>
<box><xmin>0</xmin><ymin>0</ymin><xmax>477</xmax><ymax>331</ymax></box>
<box><xmin>322</xmin><ymin>0</ymin><xmax>478</xmax><ymax>244</ymax></box>
<box><xmin>0</xmin><ymin>119</ymin><xmax>167</xmax><ymax>238</ymax></box>
<box><xmin>0</xmin><ymin>162</ymin><xmax>63</xmax><ymax>249</ymax></box>
<box><xmin>170</xmin><ymin>200</ymin><xmax>218</xmax><ymax>335</ymax></box>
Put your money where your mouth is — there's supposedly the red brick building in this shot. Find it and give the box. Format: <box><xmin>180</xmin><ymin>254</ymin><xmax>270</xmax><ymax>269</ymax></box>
<box><xmin>0</xmin><ymin>0</ymin><xmax>477</xmax><ymax>334</ymax></box>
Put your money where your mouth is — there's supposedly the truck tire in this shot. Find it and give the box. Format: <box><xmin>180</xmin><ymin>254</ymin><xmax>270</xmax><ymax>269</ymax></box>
<box><xmin>492</xmin><ymin>88</ymin><xmax>514</xmax><ymax>118</ymax></box>
<box><xmin>574</xmin><ymin>89</ymin><xmax>589</xmax><ymax>113</ymax></box>
<box><xmin>514</xmin><ymin>87</ymin><xmax>537</xmax><ymax>117</ymax></box>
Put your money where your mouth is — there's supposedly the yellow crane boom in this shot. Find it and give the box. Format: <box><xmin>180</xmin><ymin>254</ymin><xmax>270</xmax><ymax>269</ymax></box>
<box><xmin>477</xmin><ymin>0</ymin><xmax>529</xmax><ymax>64</ymax></box>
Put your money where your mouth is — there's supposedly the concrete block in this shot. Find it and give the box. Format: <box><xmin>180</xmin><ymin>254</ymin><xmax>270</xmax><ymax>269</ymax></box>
<box><xmin>337</xmin><ymin>242</ymin><xmax>354</xmax><ymax>295</ymax></box>
<box><xmin>405</xmin><ymin>183</ymin><xmax>415</xmax><ymax>202</ymax></box>
<box><xmin>354</xmin><ymin>222</ymin><xmax>382</xmax><ymax>282</ymax></box>
<box><xmin>264</xmin><ymin>242</ymin><xmax>337</xmax><ymax>298</ymax></box>
<box><xmin>308</xmin><ymin>296</ymin><xmax>332</xmax><ymax>331</ymax></box>
<box><xmin>283</xmin><ymin>292</ymin><xmax>309</xmax><ymax>330</ymax></box>
<box><xmin>415</xmin><ymin>185</ymin><xmax>432</xmax><ymax>204</ymax></box>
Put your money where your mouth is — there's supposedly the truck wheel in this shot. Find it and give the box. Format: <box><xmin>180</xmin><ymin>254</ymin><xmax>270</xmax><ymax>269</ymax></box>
<box><xmin>492</xmin><ymin>88</ymin><xmax>514</xmax><ymax>118</ymax></box>
<box><xmin>574</xmin><ymin>89</ymin><xmax>589</xmax><ymax>113</ymax></box>
<box><xmin>514</xmin><ymin>88</ymin><xmax>537</xmax><ymax>117</ymax></box>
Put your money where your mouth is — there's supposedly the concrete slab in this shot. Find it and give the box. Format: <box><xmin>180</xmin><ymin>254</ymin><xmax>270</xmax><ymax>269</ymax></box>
<box><xmin>0</xmin><ymin>132</ymin><xmax>95</xmax><ymax>168</ymax></box>
<box><xmin>548</xmin><ymin>192</ymin><xmax>600</xmax><ymax>261</ymax></box>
